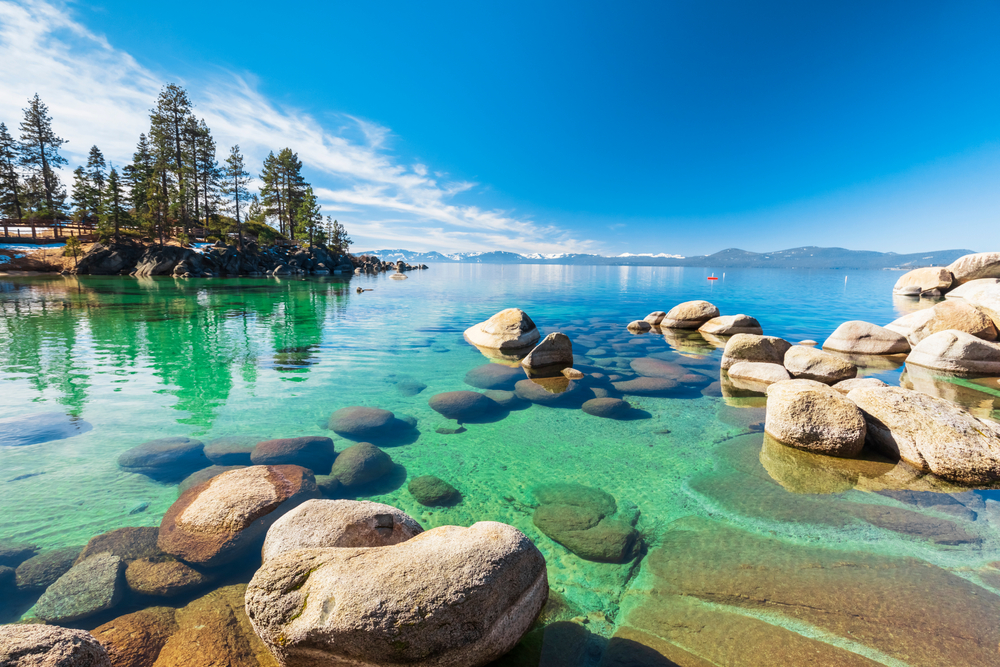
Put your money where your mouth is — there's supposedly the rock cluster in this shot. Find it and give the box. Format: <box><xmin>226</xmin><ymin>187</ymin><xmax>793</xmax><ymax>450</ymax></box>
<box><xmin>352</xmin><ymin>254</ymin><xmax>427</xmax><ymax>274</ymax></box>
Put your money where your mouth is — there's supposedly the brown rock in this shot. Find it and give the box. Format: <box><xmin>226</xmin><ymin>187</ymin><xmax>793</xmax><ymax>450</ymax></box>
<box><xmin>643</xmin><ymin>311</ymin><xmax>666</xmax><ymax>325</ymax></box>
<box><xmin>847</xmin><ymin>384</ymin><xmax>1000</xmax><ymax>484</ymax></box>
<box><xmin>720</xmin><ymin>334</ymin><xmax>792</xmax><ymax>370</ymax></box>
<box><xmin>464</xmin><ymin>308</ymin><xmax>540</xmax><ymax>351</ymax></box>
<box><xmin>521</xmin><ymin>332</ymin><xmax>573</xmax><ymax>375</ymax></box>
<box><xmin>904</xmin><ymin>301</ymin><xmax>997</xmax><ymax>345</ymax></box>
<box><xmin>893</xmin><ymin>266</ymin><xmax>953</xmax><ymax>294</ymax></box>
<box><xmin>177</xmin><ymin>465</ymin><xmax>245</xmax><ymax>495</ymax></box>
<box><xmin>764</xmin><ymin>379</ymin><xmax>866</xmax><ymax>457</ymax></box>
<box><xmin>157</xmin><ymin>465</ymin><xmax>319</xmax><ymax>567</ymax></box>
<box><xmin>92</xmin><ymin>606</ymin><xmax>178</xmax><ymax>667</ymax></box>
<box><xmin>250</xmin><ymin>437</ymin><xmax>336</xmax><ymax>475</ymax></box>
<box><xmin>823</xmin><ymin>320</ymin><xmax>910</xmax><ymax>355</ymax></box>
<box><xmin>725</xmin><ymin>362</ymin><xmax>790</xmax><ymax>392</ymax></box>
<box><xmin>611</xmin><ymin>377</ymin><xmax>678</xmax><ymax>396</ymax></box>
<box><xmin>76</xmin><ymin>527</ymin><xmax>163</xmax><ymax>565</ymax></box>
<box><xmin>831</xmin><ymin>377</ymin><xmax>887</xmax><ymax>394</ymax></box>
<box><xmin>125</xmin><ymin>557</ymin><xmax>214</xmax><ymax>597</ymax></box>
<box><xmin>627</xmin><ymin>320</ymin><xmax>652</xmax><ymax>333</ymax></box>
<box><xmin>328</xmin><ymin>442</ymin><xmax>393</xmax><ymax>487</ymax></box>
<box><xmin>660</xmin><ymin>300</ymin><xmax>719</xmax><ymax>329</ymax></box>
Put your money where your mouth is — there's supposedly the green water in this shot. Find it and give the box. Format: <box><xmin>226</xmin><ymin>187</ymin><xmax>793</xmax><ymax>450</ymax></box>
<box><xmin>2</xmin><ymin>266</ymin><xmax>1000</xmax><ymax>664</ymax></box>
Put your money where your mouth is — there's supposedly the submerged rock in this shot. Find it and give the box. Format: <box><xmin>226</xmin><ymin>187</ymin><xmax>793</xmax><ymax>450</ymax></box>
<box><xmin>327</xmin><ymin>406</ymin><xmax>397</xmax><ymax>440</ymax></box>
<box><xmin>125</xmin><ymin>557</ymin><xmax>214</xmax><ymax>597</ymax></box>
<box><xmin>660</xmin><ymin>300</ymin><xmax>719</xmax><ymax>329</ymax></box>
<box><xmin>630</xmin><ymin>357</ymin><xmax>686</xmax><ymax>379</ymax></box>
<box><xmin>464</xmin><ymin>363</ymin><xmax>525</xmax><ymax>390</ymax></box>
<box><xmin>947</xmin><ymin>251</ymin><xmax>1000</xmax><ymax>286</ymax></box>
<box><xmin>15</xmin><ymin>545</ymin><xmax>82</xmax><ymax>591</ymax></box>
<box><xmin>522</xmin><ymin>332</ymin><xmax>574</xmax><ymax>375</ymax></box>
<box><xmin>483</xmin><ymin>389</ymin><xmax>530</xmax><ymax>410</ymax></box>
<box><xmin>611</xmin><ymin>376</ymin><xmax>678</xmax><ymax>396</ymax></box>
<box><xmin>158</xmin><ymin>465</ymin><xmax>319</xmax><ymax>567</ymax></box>
<box><xmin>328</xmin><ymin>442</ymin><xmax>393</xmax><ymax>487</ymax></box>
<box><xmin>261</xmin><ymin>499</ymin><xmax>423</xmax><ymax>562</ymax></box>
<box><xmin>698</xmin><ymin>314</ymin><xmax>763</xmax><ymax>336</ymax></box>
<box><xmin>428</xmin><ymin>390</ymin><xmax>505</xmax><ymax>422</ymax></box>
<box><xmin>783</xmin><ymin>345</ymin><xmax>857</xmax><ymax>384</ymax></box>
<box><xmin>532</xmin><ymin>483</ymin><xmax>639</xmax><ymax>563</ymax></box>
<box><xmin>178</xmin><ymin>465</ymin><xmax>245</xmax><ymax>495</ymax></box>
<box><xmin>408</xmin><ymin>475</ymin><xmax>462</xmax><ymax>506</ymax></box>
<box><xmin>822</xmin><ymin>321</ymin><xmax>910</xmax><ymax>355</ymax></box>
<box><xmin>906</xmin><ymin>329</ymin><xmax>1000</xmax><ymax>375</ymax></box>
<box><xmin>847</xmin><ymin>385</ymin><xmax>1000</xmax><ymax>484</ymax></box>
<box><xmin>0</xmin><ymin>541</ymin><xmax>37</xmax><ymax>568</ymax></box>
<box><xmin>76</xmin><ymin>527</ymin><xmax>163</xmax><ymax>565</ymax></box>
<box><xmin>245</xmin><ymin>522</ymin><xmax>548</xmax><ymax>667</ymax></box>
<box><xmin>581</xmin><ymin>397</ymin><xmax>635</xmax><ymax>420</ymax></box>
<box><xmin>117</xmin><ymin>437</ymin><xmax>208</xmax><ymax>479</ymax></box>
<box><xmin>515</xmin><ymin>378</ymin><xmax>591</xmax><ymax>406</ymax></box>
<box><xmin>0</xmin><ymin>624</ymin><xmax>111</xmax><ymax>667</ymax></box>
<box><xmin>92</xmin><ymin>606</ymin><xmax>178</xmax><ymax>667</ymax></box>
<box><xmin>0</xmin><ymin>412</ymin><xmax>92</xmax><ymax>447</ymax></box>
<box><xmin>250</xmin><ymin>436</ymin><xmax>336</xmax><ymax>475</ymax></box>
<box><xmin>35</xmin><ymin>552</ymin><xmax>126</xmax><ymax>623</ymax></box>
<box><xmin>720</xmin><ymin>334</ymin><xmax>792</xmax><ymax>370</ymax></box>
<box><xmin>203</xmin><ymin>436</ymin><xmax>258</xmax><ymax>465</ymax></box>
<box><xmin>764</xmin><ymin>380</ymin><xmax>866</xmax><ymax>457</ymax></box>
<box><xmin>464</xmin><ymin>308</ymin><xmax>540</xmax><ymax>351</ymax></box>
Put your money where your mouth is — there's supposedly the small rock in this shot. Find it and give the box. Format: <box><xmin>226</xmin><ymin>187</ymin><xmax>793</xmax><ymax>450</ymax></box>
<box><xmin>15</xmin><ymin>546</ymin><xmax>82</xmax><ymax>591</ymax></box>
<box><xmin>721</xmin><ymin>334</ymin><xmax>792</xmax><ymax>370</ymax></box>
<box><xmin>765</xmin><ymin>379</ymin><xmax>867</xmax><ymax>457</ymax></box>
<box><xmin>643</xmin><ymin>311</ymin><xmax>666</xmax><ymax>325</ymax></box>
<box><xmin>627</xmin><ymin>320</ymin><xmax>651</xmax><ymax>333</ymax></box>
<box><xmin>783</xmin><ymin>345</ymin><xmax>857</xmax><ymax>384</ymax></box>
<box><xmin>261</xmin><ymin>499</ymin><xmax>423</xmax><ymax>562</ymax></box>
<box><xmin>35</xmin><ymin>552</ymin><xmax>126</xmax><ymax>622</ymax></box>
<box><xmin>906</xmin><ymin>329</ymin><xmax>1000</xmax><ymax>375</ymax></box>
<box><xmin>395</xmin><ymin>379</ymin><xmax>427</xmax><ymax>396</ymax></box>
<box><xmin>329</xmin><ymin>442</ymin><xmax>393</xmax><ymax>487</ymax></box>
<box><xmin>203</xmin><ymin>436</ymin><xmax>257</xmax><ymax>465</ymax></box>
<box><xmin>581</xmin><ymin>398</ymin><xmax>634</xmax><ymax>419</ymax></box>
<box><xmin>117</xmin><ymin>437</ymin><xmax>209</xmax><ymax>479</ymax></box>
<box><xmin>408</xmin><ymin>475</ymin><xmax>461</xmax><ymax>506</ymax></box>
<box><xmin>435</xmin><ymin>425</ymin><xmax>467</xmax><ymax>434</ymax></box>
<box><xmin>0</xmin><ymin>624</ymin><xmax>111</xmax><ymax>666</ymax></box>
<box><xmin>660</xmin><ymin>300</ymin><xmax>720</xmax><ymax>329</ymax></box>
<box><xmin>698</xmin><ymin>314</ymin><xmax>763</xmax><ymax>336</ymax></box>
<box><xmin>515</xmin><ymin>378</ymin><xmax>591</xmax><ymax>406</ymax></box>
<box><xmin>561</xmin><ymin>367</ymin><xmax>585</xmax><ymax>380</ymax></box>
<box><xmin>428</xmin><ymin>390</ymin><xmax>505</xmax><ymax>422</ymax></box>
<box><xmin>464</xmin><ymin>308</ymin><xmax>540</xmax><ymax>351</ymax></box>
<box><xmin>822</xmin><ymin>321</ymin><xmax>910</xmax><ymax>355</ymax></box>
<box><xmin>314</xmin><ymin>474</ymin><xmax>342</xmax><ymax>497</ymax></box>
<box><xmin>251</xmin><ymin>436</ymin><xmax>336</xmax><ymax>474</ymax></box>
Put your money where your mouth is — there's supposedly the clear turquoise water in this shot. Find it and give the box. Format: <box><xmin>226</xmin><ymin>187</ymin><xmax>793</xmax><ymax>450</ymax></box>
<box><xmin>2</xmin><ymin>265</ymin><xmax>1000</xmax><ymax>663</ymax></box>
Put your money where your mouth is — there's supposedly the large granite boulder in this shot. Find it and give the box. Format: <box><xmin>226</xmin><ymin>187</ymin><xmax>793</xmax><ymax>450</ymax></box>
<box><xmin>75</xmin><ymin>240</ymin><xmax>144</xmax><ymax>276</ymax></box>
<box><xmin>464</xmin><ymin>363</ymin><xmax>524</xmax><ymax>390</ymax></box>
<box><xmin>428</xmin><ymin>390</ymin><xmax>505</xmax><ymax>422</ymax></box>
<box><xmin>250</xmin><ymin>436</ymin><xmax>336</xmax><ymax>475</ymax></box>
<box><xmin>532</xmin><ymin>483</ymin><xmax>639</xmax><ymax>563</ymax></box>
<box><xmin>898</xmin><ymin>301</ymin><xmax>997</xmax><ymax>345</ymax></box>
<box><xmin>947</xmin><ymin>251</ymin><xmax>1000</xmax><ymax>286</ymax></box>
<box><xmin>328</xmin><ymin>442</ymin><xmax>393</xmax><ymax>487</ymax></box>
<box><xmin>245</xmin><ymin>522</ymin><xmax>548</xmax><ymax>667</ymax></box>
<box><xmin>117</xmin><ymin>437</ymin><xmax>209</xmax><ymax>479</ymax></box>
<box><xmin>721</xmin><ymin>334</ymin><xmax>792</xmax><ymax>370</ymax></box>
<box><xmin>0</xmin><ymin>624</ymin><xmax>111</xmax><ymax>666</ymax></box>
<box><xmin>521</xmin><ymin>333</ymin><xmax>573</xmax><ymax>375</ymax></box>
<box><xmin>847</xmin><ymin>385</ymin><xmax>1000</xmax><ymax>484</ymax></box>
<box><xmin>15</xmin><ymin>546</ymin><xmax>82</xmax><ymax>591</ymax></box>
<box><xmin>783</xmin><ymin>345</ymin><xmax>857</xmax><ymax>384</ymax></box>
<box><xmin>35</xmin><ymin>553</ymin><xmax>126</xmax><ymax>623</ymax></box>
<box><xmin>261</xmin><ymin>499</ymin><xmax>423</xmax><ymax>562</ymax></box>
<box><xmin>945</xmin><ymin>278</ymin><xmax>1000</xmax><ymax>300</ymax></box>
<box><xmin>408</xmin><ymin>475</ymin><xmax>461</xmax><ymax>506</ymax></box>
<box><xmin>905</xmin><ymin>329</ymin><xmax>1000</xmax><ymax>375</ymax></box>
<box><xmin>134</xmin><ymin>245</ymin><xmax>192</xmax><ymax>277</ymax></box>
<box><xmin>124</xmin><ymin>557</ymin><xmax>214</xmax><ymax>597</ymax></box>
<box><xmin>964</xmin><ymin>282</ymin><xmax>1000</xmax><ymax>329</ymax></box>
<box><xmin>698</xmin><ymin>314</ymin><xmax>762</xmax><ymax>335</ymax></box>
<box><xmin>464</xmin><ymin>308</ymin><xmax>540</xmax><ymax>351</ymax></box>
<box><xmin>726</xmin><ymin>361</ymin><xmax>791</xmax><ymax>390</ymax></box>
<box><xmin>892</xmin><ymin>267</ymin><xmax>953</xmax><ymax>294</ymax></box>
<box><xmin>660</xmin><ymin>300</ymin><xmax>720</xmax><ymax>329</ymax></box>
<box><xmin>822</xmin><ymin>321</ymin><xmax>910</xmax><ymax>355</ymax></box>
<box><xmin>158</xmin><ymin>465</ymin><xmax>319</xmax><ymax>567</ymax></box>
<box><xmin>178</xmin><ymin>465</ymin><xmax>246</xmax><ymax>495</ymax></box>
<box><xmin>92</xmin><ymin>606</ymin><xmax>178</xmax><ymax>667</ymax></box>
<box><xmin>764</xmin><ymin>380</ymin><xmax>866</xmax><ymax>457</ymax></box>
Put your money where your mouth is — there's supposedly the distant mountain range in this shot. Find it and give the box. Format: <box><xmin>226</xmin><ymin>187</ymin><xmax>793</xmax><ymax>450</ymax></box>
<box><xmin>355</xmin><ymin>246</ymin><xmax>975</xmax><ymax>269</ymax></box>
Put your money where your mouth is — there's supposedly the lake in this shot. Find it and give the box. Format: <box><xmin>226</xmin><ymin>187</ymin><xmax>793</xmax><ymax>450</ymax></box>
<box><xmin>2</xmin><ymin>264</ymin><xmax>1000</xmax><ymax>665</ymax></box>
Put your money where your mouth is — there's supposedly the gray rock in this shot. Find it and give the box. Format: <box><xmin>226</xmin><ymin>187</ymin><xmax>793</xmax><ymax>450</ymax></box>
<box><xmin>117</xmin><ymin>437</ymin><xmax>208</xmax><ymax>479</ymax></box>
<box><xmin>522</xmin><ymin>333</ymin><xmax>573</xmax><ymax>375</ymax></box>
<box><xmin>905</xmin><ymin>329</ymin><xmax>1000</xmax><ymax>376</ymax></box>
<box><xmin>464</xmin><ymin>308</ymin><xmax>540</xmax><ymax>351</ymax></box>
<box><xmin>329</xmin><ymin>442</ymin><xmax>393</xmax><ymax>487</ymax></box>
<box><xmin>203</xmin><ymin>436</ymin><xmax>257</xmax><ymax>465</ymax></box>
<box><xmin>0</xmin><ymin>412</ymin><xmax>92</xmax><ymax>447</ymax></box>
<box><xmin>251</xmin><ymin>436</ymin><xmax>336</xmax><ymax>475</ymax></box>
<box><xmin>428</xmin><ymin>390</ymin><xmax>504</xmax><ymax>422</ymax></box>
<box><xmin>765</xmin><ymin>380</ymin><xmax>867</xmax><ymax>457</ymax></box>
<box><xmin>721</xmin><ymin>334</ymin><xmax>792</xmax><ymax>370</ymax></box>
<box><xmin>581</xmin><ymin>398</ymin><xmax>634</xmax><ymax>419</ymax></box>
<box><xmin>822</xmin><ymin>321</ymin><xmax>910</xmax><ymax>355</ymax></box>
<box><xmin>245</xmin><ymin>522</ymin><xmax>547</xmax><ymax>667</ymax></box>
<box><xmin>947</xmin><ymin>252</ymin><xmax>1000</xmax><ymax>286</ymax></box>
<box><xmin>698</xmin><ymin>314</ymin><xmax>763</xmax><ymax>336</ymax></box>
<box><xmin>0</xmin><ymin>624</ymin><xmax>111</xmax><ymax>666</ymax></box>
<box><xmin>408</xmin><ymin>475</ymin><xmax>461</xmax><ymax>506</ymax></box>
<box><xmin>464</xmin><ymin>363</ymin><xmax>525</xmax><ymax>390</ymax></box>
<box><xmin>15</xmin><ymin>546</ymin><xmax>82</xmax><ymax>591</ymax></box>
<box><xmin>327</xmin><ymin>406</ymin><xmax>397</xmax><ymax>440</ymax></box>
<box><xmin>660</xmin><ymin>300</ymin><xmax>720</xmax><ymax>329</ymax></box>
<box><xmin>261</xmin><ymin>499</ymin><xmax>423</xmax><ymax>562</ymax></box>
<box><xmin>35</xmin><ymin>553</ymin><xmax>126</xmax><ymax>623</ymax></box>
<box><xmin>783</xmin><ymin>345</ymin><xmax>858</xmax><ymax>384</ymax></box>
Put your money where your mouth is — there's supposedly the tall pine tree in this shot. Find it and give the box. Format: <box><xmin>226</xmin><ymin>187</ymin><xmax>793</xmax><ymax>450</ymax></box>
<box><xmin>102</xmin><ymin>166</ymin><xmax>127</xmax><ymax>238</ymax></box>
<box><xmin>149</xmin><ymin>84</ymin><xmax>192</xmax><ymax>234</ymax></box>
<box><xmin>19</xmin><ymin>94</ymin><xmax>67</xmax><ymax>230</ymax></box>
<box><xmin>124</xmin><ymin>133</ymin><xmax>154</xmax><ymax>220</ymax></box>
<box><xmin>222</xmin><ymin>145</ymin><xmax>251</xmax><ymax>250</ymax></box>
<box><xmin>85</xmin><ymin>146</ymin><xmax>106</xmax><ymax>219</ymax></box>
<box><xmin>0</xmin><ymin>122</ymin><xmax>24</xmax><ymax>226</ymax></box>
<box><xmin>260</xmin><ymin>148</ymin><xmax>307</xmax><ymax>239</ymax></box>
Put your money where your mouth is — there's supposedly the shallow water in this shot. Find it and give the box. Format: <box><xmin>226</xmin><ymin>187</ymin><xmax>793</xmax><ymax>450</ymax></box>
<box><xmin>2</xmin><ymin>265</ymin><xmax>1000</xmax><ymax>664</ymax></box>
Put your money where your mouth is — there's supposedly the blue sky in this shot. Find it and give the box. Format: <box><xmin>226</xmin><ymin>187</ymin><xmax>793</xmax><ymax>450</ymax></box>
<box><xmin>1</xmin><ymin>0</ymin><xmax>998</xmax><ymax>255</ymax></box>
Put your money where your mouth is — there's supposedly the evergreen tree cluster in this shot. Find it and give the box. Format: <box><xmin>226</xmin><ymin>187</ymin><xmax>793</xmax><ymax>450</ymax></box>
<box><xmin>0</xmin><ymin>86</ymin><xmax>351</xmax><ymax>252</ymax></box>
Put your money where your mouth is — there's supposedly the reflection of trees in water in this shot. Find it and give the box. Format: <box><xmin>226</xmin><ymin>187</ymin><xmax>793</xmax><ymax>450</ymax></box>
<box><xmin>0</xmin><ymin>276</ymin><xmax>350</xmax><ymax>428</ymax></box>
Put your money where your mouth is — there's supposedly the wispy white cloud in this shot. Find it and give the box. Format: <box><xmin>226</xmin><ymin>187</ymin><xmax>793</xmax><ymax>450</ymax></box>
<box><xmin>0</xmin><ymin>0</ymin><xmax>597</xmax><ymax>254</ymax></box>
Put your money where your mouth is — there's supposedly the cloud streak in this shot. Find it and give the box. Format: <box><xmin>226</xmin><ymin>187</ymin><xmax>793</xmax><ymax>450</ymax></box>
<box><xmin>0</xmin><ymin>0</ymin><xmax>596</xmax><ymax>254</ymax></box>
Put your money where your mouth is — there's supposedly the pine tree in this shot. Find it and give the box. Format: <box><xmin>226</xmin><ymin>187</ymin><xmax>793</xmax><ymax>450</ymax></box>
<box><xmin>193</xmin><ymin>119</ymin><xmax>219</xmax><ymax>234</ymax></box>
<box><xmin>222</xmin><ymin>145</ymin><xmax>251</xmax><ymax>250</ymax></box>
<box><xmin>259</xmin><ymin>151</ymin><xmax>285</xmax><ymax>235</ymax></box>
<box><xmin>124</xmin><ymin>133</ymin><xmax>154</xmax><ymax>220</ymax></box>
<box><xmin>19</xmin><ymin>94</ymin><xmax>67</xmax><ymax>221</ymax></box>
<box><xmin>102</xmin><ymin>166</ymin><xmax>127</xmax><ymax>238</ymax></box>
<box><xmin>294</xmin><ymin>185</ymin><xmax>322</xmax><ymax>245</ymax></box>
<box><xmin>0</xmin><ymin>122</ymin><xmax>25</xmax><ymax>225</ymax></box>
<box><xmin>149</xmin><ymin>84</ymin><xmax>193</xmax><ymax>233</ymax></box>
<box><xmin>85</xmin><ymin>146</ymin><xmax>106</xmax><ymax>220</ymax></box>
<box><xmin>70</xmin><ymin>166</ymin><xmax>90</xmax><ymax>221</ymax></box>
<box><xmin>329</xmin><ymin>218</ymin><xmax>351</xmax><ymax>253</ymax></box>
<box><xmin>260</xmin><ymin>148</ymin><xmax>308</xmax><ymax>239</ymax></box>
